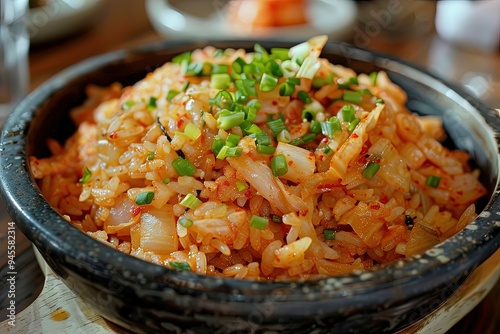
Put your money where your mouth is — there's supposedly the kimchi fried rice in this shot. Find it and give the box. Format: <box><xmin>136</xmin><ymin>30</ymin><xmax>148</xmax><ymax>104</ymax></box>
<box><xmin>30</xmin><ymin>36</ymin><xmax>487</xmax><ymax>280</ymax></box>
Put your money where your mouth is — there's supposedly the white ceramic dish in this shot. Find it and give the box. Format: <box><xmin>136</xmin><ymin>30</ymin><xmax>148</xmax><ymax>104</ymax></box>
<box><xmin>145</xmin><ymin>0</ymin><xmax>357</xmax><ymax>41</ymax></box>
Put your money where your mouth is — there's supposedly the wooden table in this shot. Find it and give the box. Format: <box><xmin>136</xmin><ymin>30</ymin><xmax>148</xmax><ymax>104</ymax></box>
<box><xmin>1</xmin><ymin>0</ymin><xmax>499</xmax><ymax>332</ymax></box>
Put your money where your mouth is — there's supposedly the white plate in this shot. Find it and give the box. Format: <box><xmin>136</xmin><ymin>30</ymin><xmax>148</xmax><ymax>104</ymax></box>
<box><xmin>146</xmin><ymin>0</ymin><xmax>357</xmax><ymax>41</ymax></box>
<box><xmin>26</xmin><ymin>0</ymin><xmax>104</xmax><ymax>45</ymax></box>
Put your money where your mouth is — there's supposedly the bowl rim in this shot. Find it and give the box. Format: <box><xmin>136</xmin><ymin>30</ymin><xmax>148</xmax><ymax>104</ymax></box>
<box><xmin>1</xmin><ymin>39</ymin><xmax>500</xmax><ymax>302</ymax></box>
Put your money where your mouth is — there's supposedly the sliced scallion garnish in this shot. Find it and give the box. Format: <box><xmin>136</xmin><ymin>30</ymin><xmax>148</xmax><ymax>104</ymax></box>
<box><xmin>342</xmin><ymin>91</ymin><xmax>363</xmax><ymax>104</ymax></box>
<box><xmin>135</xmin><ymin>191</ymin><xmax>155</xmax><ymax>205</ymax></box>
<box><xmin>271</xmin><ymin>154</ymin><xmax>288</xmax><ymax>177</ymax></box>
<box><xmin>250</xmin><ymin>215</ymin><xmax>268</xmax><ymax>230</ymax></box>
<box><xmin>180</xmin><ymin>193</ymin><xmax>202</xmax><ymax>209</ymax></box>
<box><xmin>426</xmin><ymin>175</ymin><xmax>441</xmax><ymax>188</ymax></box>
<box><xmin>172</xmin><ymin>157</ymin><xmax>197</xmax><ymax>176</ymax></box>
<box><xmin>362</xmin><ymin>162</ymin><xmax>380</xmax><ymax>179</ymax></box>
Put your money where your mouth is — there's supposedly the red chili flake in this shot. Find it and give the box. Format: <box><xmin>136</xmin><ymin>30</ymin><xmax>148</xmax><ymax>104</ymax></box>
<box><xmin>109</xmin><ymin>131</ymin><xmax>118</xmax><ymax>139</ymax></box>
<box><xmin>244</xmin><ymin>189</ymin><xmax>253</xmax><ymax>198</ymax></box>
<box><xmin>282</xmin><ymin>223</ymin><xmax>291</xmax><ymax>235</ymax></box>
<box><xmin>360</xmin><ymin>145</ymin><xmax>369</xmax><ymax>155</ymax></box>
<box><xmin>358</xmin><ymin>156</ymin><xmax>367</xmax><ymax>164</ymax></box>
<box><xmin>301</xmin><ymin>210</ymin><xmax>308</xmax><ymax>216</ymax></box>
<box><xmin>376</xmin><ymin>158</ymin><xmax>381</xmax><ymax>163</ymax></box>
<box><xmin>380</xmin><ymin>195</ymin><xmax>389</xmax><ymax>204</ymax></box>
<box><xmin>288</xmin><ymin>161</ymin><xmax>294</xmax><ymax>166</ymax></box>
<box><xmin>351</xmin><ymin>133</ymin><xmax>359</xmax><ymax>139</ymax></box>
<box><xmin>348</xmin><ymin>193</ymin><xmax>355</xmax><ymax>198</ymax></box>
<box><xmin>319</xmin><ymin>155</ymin><xmax>325</xmax><ymax>162</ymax></box>
<box><xmin>457</xmin><ymin>190</ymin><xmax>463</xmax><ymax>195</ymax></box>
<box><xmin>370</xmin><ymin>203</ymin><xmax>381</xmax><ymax>210</ymax></box>
<box><xmin>131</xmin><ymin>206</ymin><xmax>142</xmax><ymax>217</ymax></box>
<box><xmin>272</xmin><ymin>101</ymin><xmax>278</xmax><ymax>106</ymax></box>
<box><xmin>177</xmin><ymin>119</ymin><xmax>184</xmax><ymax>128</ymax></box>
<box><xmin>223</xmin><ymin>180</ymin><xmax>230</xmax><ymax>187</ymax></box>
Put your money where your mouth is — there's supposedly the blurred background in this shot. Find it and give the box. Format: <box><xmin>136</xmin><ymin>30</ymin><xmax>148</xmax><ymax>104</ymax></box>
<box><xmin>1</xmin><ymin>0</ymin><xmax>499</xmax><ymax>333</ymax></box>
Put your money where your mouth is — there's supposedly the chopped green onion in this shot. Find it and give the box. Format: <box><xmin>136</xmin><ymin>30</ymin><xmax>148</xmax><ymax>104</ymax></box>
<box><xmin>321</xmin><ymin>118</ymin><xmax>341</xmax><ymax>138</ymax></box>
<box><xmin>172</xmin><ymin>52</ymin><xmax>191</xmax><ymax>64</ymax></box>
<box><xmin>323</xmin><ymin>229</ymin><xmax>336</xmax><ymax>240</ymax></box>
<box><xmin>271</xmin><ymin>154</ymin><xmax>288</xmax><ymax>177</ymax></box>
<box><xmin>147</xmin><ymin>151</ymin><xmax>155</xmax><ymax>160</ymax></box>
<box><xmin>369</xmin><ymin>72</ymin><xmax>378</xmax><ymax>86</ymax></box>
<box><xmin>362</xmin><ymin>162</ymin><xmax>380</xmax><ymax>179</ymax></box>
<box><xmin>257</xmin><ymin>144</ymin><xmax>276</xmax><ymax>155</ymax></box>
<box><xmin>287</xmin><ymin>77</ymin><xmax>301</xmax><ymax>85</ymax></box>
<box><xmin>298</xmin><ymin>91</ymin><xmax>312</xmax><ymax>104</ymax></box>
<box><xmin>301</xmin><ymin>109</ymin><xmax>315</xmax><ymax>122</ymax></box>
<box><xmin>236</xmin><ymin>180</ymin><xmax>249</xmax><ymax>192</ymax></box>
<box><xmin>279</xmin><ymin>82</ymin><xmax>295</xmax><ymax>96</ymax></box>
<box><xmin>178</xmin><ymin>216</ymin><xmax>193</xmax><ymax>228</ymax></box>
<box><xmin>211</xmin><ymin>73</ymin><xmax>231</xmax><ymax>90</ymax></box>
<box><xmin>216</xmin><ymin>145</ymin><xmax>243</xmax><ymax>159</ymax></box>
<box><xmin>242</xmin><ymin>123</ymin><xmax>262</xmax><ymax>135</ymax></box>
<box><xmin>312</xmin><ymin>77</ymin><xmax>325</xmax><ymax>89</ymax></box>
<box><xmin>212</xmin><ymin>64</ymin><xmax>229</xmax><ymax>74</ymax></box>
<box><xmin>323</xmin><ymin>145</ymin><xmax>333</xmax><ymax>155</ymax></box>
<box><xmin>254</xmin><ymin>43</ymin><xmax>269</xmax><ymax>61</ymax></box>
<box><xmin>121</xmin><ymin>100</ymin><xmax>135</xmax><ymax>110</ymax></box>
<box><xmin>166</xmin><ymin>90</ymin><xmax>179</xmax><ymax>102</ymax></box>
<box><xmin>302</xmin><ymin>133</ymin><xmax>317</xmax><ymax>144</ymax></box>
<box><xmin>217</xmin><ymin>111</ymin><xmax>245</xmax><ymax>130</ymax></box>
<box><xmin>243</xmin><ymin>63</ymin><xmax>256</xmax><ymax>76</ymax></box>
<box><xmin>358</xmin><ymin>88</ymin><xmax>372</xmax><ymax>96</ymax></box>
<box><xmin>148</xmin><ymin>96</ymin><xmax>158</xmax><ymax>110</ymax></box>
<box><xmin>245</xmin><ymin>106</ymin><xmax>257</xmax><ymax>123</ymax></box>
<box><xmin>79</xmin><ymin>166</ymin><xmax>92</xmax><ymax>184</ymax></box>
<box><xmin>172</xmin><ymin>157</ymin><xmax>197</xmax><ymax>176</ymax></box>
<box><xmin>342</xmin><ymin>91</ymin><xmax>363</xmax><ymax>104</ymax></box>
<box><xmin>271</xmin><ymin>48</ymin><xmax>290</xmax><ymax>61</ymax></box>
<box><xmin>250</xmin><ymin>215</ymin><xmax>269</xmax><ymax>230</ymax></box>
<box><xmin>180</xmin><ymin>193</ymin><xmax>202</xmax><ymax>209</ymax></box>
<box><xmin>426</xmin><ymin>175</ymin><xmax>441</xmax><ymax>188</ymax></box>
<box><xmin>210</xmin><ymin>90</ymin><xmax>234</xmax><ymax>109</ymax></box>
<box><xmin>212</xmin><ymin>136</ymin><xmax>225</xmax><ymax>155</ymax></box>
<box><xmin>183</xmin><ymin>123</ymin><xmax>201</xmax><ymax>140</ymax></box>
<box><xmin>185</xmin><ymin>62</ymin><xmax>203</xmax><ymax>76</ymax></box>
<box><xmin>135</xmin><ymin>191</ymin><xmax>155</xmax><ymax>205</ymax></box>
<box><xmin>310</xmin><ymin>120</ymin><xmax>322</xmax><ymax>133</ymax></box>
<box><xmin>162</xmin><ymin>177</ymin><xmax>170</xmax><ymax>184</ymax></box>
<box><xmin>267</xmin><ymin>119</ymin><xmax>287</xmax><ymax>138</ymax></box>
<box><xmin>169</xmin><ymin>261</ymin><xmax>191</xmax><ymax>271</ymax></box>
<box><xmin>376</xmin><ymin>98</ymin><xmax>385</xmax><ymax>104</ymax></box>
<box><xmin>348</xmin><ymin>118</ymin><xmax>360</xmax><ymax>132</ymax></box>
<box><xmin>277</xmin><ymin>129</ymin><xmax>291</xmax><ymax>143</ymax></box>
<box><xmin>181</xmin><ymin>81</ymin><xmax>190</xmax><ymax>91</ymax></box>
<box><xmin>341</xmin><ymin>105</ymin><xmax>356</xmax><ymax>122</ymax></box>
<box><xmin>266</xmin><ymin>60</ymin><xmax>284</xmax><ymax>77</ymax></box>
<box><xmin>232</xmin><ymin>57</ymin><xmax>247</xmax><ymax>74</ymax></box>
<box><xmin>253</xmin><ymin>131</ymin><xmax>270</xmax><ymax>145</ymax></box>
<box><xmin>260</xmin><ymin>73</ymin><xmax>278</xmax><ymax>92</ymax></box>
<box><xmin>225</xmin><ymin>133</ymin><xmax>241</xmax><ymax>147</ymax></box>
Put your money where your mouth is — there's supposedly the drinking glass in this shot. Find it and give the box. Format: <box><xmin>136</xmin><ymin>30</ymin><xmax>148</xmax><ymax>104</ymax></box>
<box><xmin>0</xmin><ymin>0</ymin><xmax>29</xmax><ymax>125</ymax></box>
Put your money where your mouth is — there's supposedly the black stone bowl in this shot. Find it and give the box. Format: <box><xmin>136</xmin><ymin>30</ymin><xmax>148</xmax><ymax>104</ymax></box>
<box><xmin>1</xmin><ymin>41</ymin><xmax>499</xmax><ymax>334</ymax></box>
